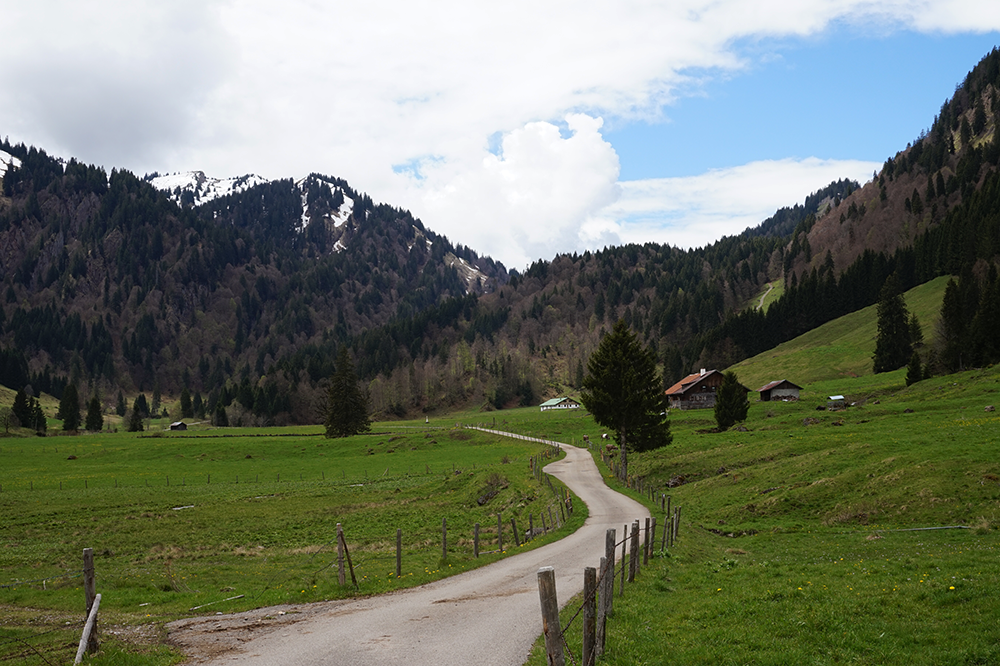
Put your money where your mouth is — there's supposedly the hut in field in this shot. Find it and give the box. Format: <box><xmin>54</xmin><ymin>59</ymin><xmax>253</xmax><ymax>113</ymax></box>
<box><xmin>665</xmin><ymin>369</ymin><xmax>729</xmax><ymax>410</ymax></box>
<box><xmin>169</xmin><ymin>421</ymin><xmax>188</xmax><ymax>431</ymax></box>
<box><xmin>757</xmin><ymin>380</ymin><xmax>802</xmax><ymax>402</ymax></box>
<box><xmin>827</xmin><ymin>395</ymin><xmax>846</xmax><ymax>410</ymax></box>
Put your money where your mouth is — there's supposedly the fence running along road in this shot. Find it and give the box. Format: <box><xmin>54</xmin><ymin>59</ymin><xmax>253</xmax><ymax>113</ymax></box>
<box><xmin>167</xmin><ymin>433</ymin><xmax>651</xmax><ymax>666</ymax></box>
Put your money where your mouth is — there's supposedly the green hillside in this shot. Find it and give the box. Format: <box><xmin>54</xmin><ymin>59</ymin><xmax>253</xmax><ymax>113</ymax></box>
<box><xmin>529</xmin><ymin>353</ymin><xmax>1000</xmax><ymax>665</ymax></box>
<box><xmin>730</xmin><ymin>275</ymin><xmax>949</xmax><ymax>392</ymax></box>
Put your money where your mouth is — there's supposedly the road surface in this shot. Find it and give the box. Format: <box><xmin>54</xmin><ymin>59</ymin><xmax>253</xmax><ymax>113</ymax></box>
<box><xmin>167</xmin><ymin>439</ymin><xmax>649</xmax><ymax>665</ymax></box>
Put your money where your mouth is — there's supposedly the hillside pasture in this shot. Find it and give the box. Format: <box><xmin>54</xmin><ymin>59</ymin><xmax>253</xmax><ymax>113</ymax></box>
<box><xmin>527</xmin><ymin>358</ymin><xmax>1000</xmax><ymax>666</ymax></box>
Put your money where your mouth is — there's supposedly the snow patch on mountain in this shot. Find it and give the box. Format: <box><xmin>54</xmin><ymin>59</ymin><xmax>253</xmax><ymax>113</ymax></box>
<box><xmin>0</xmin><ymin>150</ymin><xmax>22</xmax><ymax>180</ymax></box>
<box><xmin>149</xmin><ymin>171</ymin><xmax>268</xmax><ymax>206</ymax></box>
<box><xmin>444</xmin><ymin>252</ymin><xmax>487</xmax><ymax>293</ymax></box>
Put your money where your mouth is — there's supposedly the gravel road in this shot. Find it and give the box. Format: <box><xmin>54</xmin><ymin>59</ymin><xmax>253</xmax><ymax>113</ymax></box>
<box><xmin>167</xmin><ymin>439</ymin><xmax>650</xmax><ymax>665</ymax></box>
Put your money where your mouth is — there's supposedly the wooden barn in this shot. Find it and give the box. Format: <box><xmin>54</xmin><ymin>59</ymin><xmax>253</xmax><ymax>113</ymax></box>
<box><xmin>665</xmin><ymin>369</ymin><xmax>728</xmax><ymax>410</ymax></box>
<box><xmin>757</xmin><ymin>379</ymin><xmax>802</xmax><ymax>402</ymax></box>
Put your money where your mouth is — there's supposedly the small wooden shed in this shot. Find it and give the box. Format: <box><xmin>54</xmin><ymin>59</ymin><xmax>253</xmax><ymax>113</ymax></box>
<box><xmin>170</xmin><ymin>421</ymin><xmax>188</xmax><ymax>431</ymax></box>
<box><xmin>827</xmin><ymin>395</ymin><xmax>846</xmax><ymax>410</ymax></box>
<box><xmin>757</xmin><ymin>380</ymin><xmax>802</xmax><ymax>402</ymax></box>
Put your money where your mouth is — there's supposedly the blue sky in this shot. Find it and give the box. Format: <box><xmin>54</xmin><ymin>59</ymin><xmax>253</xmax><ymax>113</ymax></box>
<box><xmin>610</xmin><ymin>30</ymin><xmax>1000</xmax><ymax>181</ymax></box>
<box><xmin>2</xmin><ymin>2</ymin><xmax>1000</xmax><ymax>269</ymax></box>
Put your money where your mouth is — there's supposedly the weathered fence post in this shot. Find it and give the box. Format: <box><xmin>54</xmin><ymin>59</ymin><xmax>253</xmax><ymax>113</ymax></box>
<box><xmin>396</xmin><ymin>528</ymin><xmax>402</xmax><ymax>578</ymax></box>
<box><xmin>82</xmin><ymin>548</ymin><xmax>98</xmax><ymax>653</ymax></box>
<box><xmin>442</xmin><ymin>517</ymin><xmax>447</xmax><ymax>561</ymax></box>
<box><xmin>649</xmin><ymin>517</ymin><xmax>657</xmax><ymax>558</ymax></box>
<box><xmin>498</xmin><ymin>512</ymin><xmax>504</xmax><ymax>552</ymax></box>
<box><xmin>643</xmin><ymin>517</ymin><xmax>651</xmax><ymax>565</ymax></box>
<box><xmin>583</xmin><ymin>567</ymin><xmax>596</xmax><ymax>666</ymax></box>
<box><xmin>604</xmin><ymin>528</ymin><xmax>615</xmax><ymax>620</ymax></box>
<box><xmin>628</xmin><ymin>520</ymin><xmax>640</xmax><ymax>582</ymax></box>
<box><xmin>474</xmin><ymin>523</ymin><xmax>480</xmax><ymax>558</ymax></box>
<box><xmin>337</xmin><ymin>523</ymin><xmax>346</xmax><ymax>586</ymax></box>
<box><xmin>529</xmin><ymin>514</ymin><xmax>534</xmax><ymax>540</ymax></box>
<box><xmin>541</xmin><ymin>511</ymin><xmax>548</xmax><ymax>533</ymax></box>
<box><xmin>619</xmin><ymin>524</ymin><xmax>627</xmax><ymax>596</ymax></box>
<box><xmin>511</xmin><ymin>518</ymin><xmax>521</xmax><ymax>547</ymax></box>
<box><xmin>74</xmin><ymin>593</ymin><xmax>101</xmax><ymax>665</ymax></box>
<box><xmin>675</xmin><ymin>506</ymin><xmax>682</xmax><ymax>539</ymax></box>
<box><xmin>537</xmin><ymin>567</ymin><xmax>564</xmax><ymax>666</ymax></box>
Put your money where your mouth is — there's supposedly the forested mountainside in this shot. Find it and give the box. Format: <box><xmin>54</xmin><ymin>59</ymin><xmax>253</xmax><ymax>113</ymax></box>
<box><xmin>353</xmin><ymin>48</ymin><xmax>1000</xmax><ymax>416</ymax></box>
<box><xmin>0</xmin><ymin>148</ymin><xmax>504</xmax><ymax>423</ymax></box>
<box><xmin>1</xmin><ymin>48</ymin><xmax>999</xmax><ymax>425</ymax></box>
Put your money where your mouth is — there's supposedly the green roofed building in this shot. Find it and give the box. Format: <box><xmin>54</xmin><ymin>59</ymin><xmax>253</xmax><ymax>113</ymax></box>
<box><xmin>540</xmin><ymin>397</ymin><xmax>581</xmax><ymax>412</ymax></box>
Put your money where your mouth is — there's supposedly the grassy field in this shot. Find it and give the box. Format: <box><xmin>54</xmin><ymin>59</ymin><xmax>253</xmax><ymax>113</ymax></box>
<box><xmin>522</xmin><ymin>276</ymin><xmax>999</xmax><ymax>665</ymax></box>
<box><xmin>731</xmin><ymin>275</ymin><xmax>949</xmax><ymax>391</ymax></box>
<box><xmin>0</xmin><ymin>419</ymin><xmax>590</xmax><ymax>665</ymax></box>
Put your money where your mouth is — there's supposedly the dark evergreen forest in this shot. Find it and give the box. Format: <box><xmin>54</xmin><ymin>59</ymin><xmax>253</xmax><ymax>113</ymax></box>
<box><xmin>2</xmin><ymin>47</ymin><xmax>999</xmax><ymax>424</ymax></box>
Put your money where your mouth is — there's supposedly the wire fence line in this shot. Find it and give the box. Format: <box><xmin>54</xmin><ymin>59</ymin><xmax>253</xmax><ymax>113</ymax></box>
<box><xmin>538</xmin><ymin>511</ymin><xmax>683</xmax><ymax>666</ymax></box>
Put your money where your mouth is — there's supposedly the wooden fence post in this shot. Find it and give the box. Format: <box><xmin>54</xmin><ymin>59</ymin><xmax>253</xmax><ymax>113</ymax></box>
<box><xmin>529</xmin><ymin>514</ymin><xmax>534</xmax><ymax>540</ymax></box>
<box><xmin>675</xmin><ymin>506</ymin><xmax>682</xmax><ymax>539</ymax></box>
<box><xmin>643</xmin><ymin>517</ymin><xmax>651</xmax><ymax>565</ymax></box>
<box><xmin>583</xmin><ymin>567</ymin><xmax>596</xmax><ymax>666</ymax></box>
<box><xmin>82</xmin><ymin>548</ymin><xmax>98</xmax><ymax>653</ymax></box>
<box><xmin>442</xmin><ymin>517</ymin><xmax>447</xmax><ymax>561</ymax></box>
<box><xmin>497</xmin><ymin>512</ymin><xmax>504</xmax><ymax>552</ymax></box>
<box><xmin>604</xmin><ymin>528</ymin><xmax>615</xmax><ymax>620</ymax></box>
<box><xmin>337</xmin><ymin>523</ymin><xmax>346</xmax><ymax>586</ymax></box>
<box><xmin>537</xmin><ymin>567</ymin><xmax>565</xmax><ymax>666</ymax></box>
<box><xmin>74</xmin><ymin>593</ymin><xmax>101</xmax><ymax>665</ymax></box>
<box><xmin>628</xmin><ymin>520</ymin><xmax>640</xmax><ymax>582</ymax></box>
<box><xmin>396</xmin><ymin>528</ymin><xmax>402</xmax><ymax>578</ymax></box>
<box><xmin>474</xmin><ymin>523</ymin><xmax>480</xmax><ymax>558</ymax></box>
<box><xmin>511</xmin><ymin>518</ymin><xmax>521</xmax><ymax>547</ymax></box>
<box><xmin>619</xmin><ymin>524</ymin><xmax>627</xmax><ymax>596</ymax></box>
<box><xmin>649</xmin><ymin>517</ymin><xmax>657</xmax><ymax>558</ymax></box>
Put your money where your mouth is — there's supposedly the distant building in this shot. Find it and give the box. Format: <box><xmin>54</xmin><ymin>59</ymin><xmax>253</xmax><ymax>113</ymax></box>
<box><xmin>827</xmin><ymin>395</ymin><xmax>846</xmax><ymax>410</ymax></box>
<box><xmin>665</xmin><ymin>369</ymin><xmax>737</xmax><ymax>410</ymax></box>
<box><xmin>540</xmin><ymin>397</ymin><xmax>581</xmax><ymax>412</ymax></box>
<box><xmin>170</xmin><ymin>421</ymin><xmax>188</xmax><ymax>431</ymax></box>
<box><xmin>757</xmin><ymin>380</ymin><xmax>802</xmax><ymax>402</ymax></box>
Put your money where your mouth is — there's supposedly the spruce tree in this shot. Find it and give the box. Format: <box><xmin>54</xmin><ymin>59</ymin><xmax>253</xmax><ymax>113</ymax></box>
<box><xmin>714</xmin><ymin>371</ymin><xmax>749</xmax><ymax>431</ymax></box>
<box><xmin>31</xmin><ymin>398</ymin><xmax>45</xmax><ymax>432</ymax></box>
<box><xmin>85</xmin><ymin>394</ymin><xmax>103</xmax><ymax>432</ymax></box>
<box><xmin>905</xmin><ymin>351</ymin><xmax>923</xmax><ymax>387</ymax></box>
<box><xmin>116</xmin><ymin>391</ymin><xmax>127</xmax><ymax>417</ymax></box>
<box><xmin>125</xmin><ymin>393</ymin><xmax>146</xmax><ymax>432</ymax></box>
<box><xmin>180</xmin><ymin>388</ymin><xmax>193</xmax><ymax>419</ymax></box>
<box><xmin>11</xmin><ymin>389</ymin><xmax>31</xmax><ymax>427</ymax></box>
<box><xmin>325</xmin><ymin>347</ymin><xmax>371</xmax><ymax>438</ymax></box>
<box><xmin>872</xmin><ymin>274</ymin><xmax>912</xmax><ymax>373</ymax></box>
<box><xmin>59</xmin><ymin>383</ymin><xmax>81</xmax><ymax>431</ymax></box>
<box><xmin>580</xmin><ymin>319</ymin><xmax>671</xmax><ymax>481</ymax></box>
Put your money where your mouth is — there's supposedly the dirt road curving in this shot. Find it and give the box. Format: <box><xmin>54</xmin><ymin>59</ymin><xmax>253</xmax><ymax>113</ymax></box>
<box><xmin>167</xmin><ymin>440</ymin><xmax>649</xmax><ymax>665</ymax></box>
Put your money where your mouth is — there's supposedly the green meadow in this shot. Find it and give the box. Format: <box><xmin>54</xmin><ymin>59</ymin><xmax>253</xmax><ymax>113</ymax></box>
<box><xmin>524</xmin><ymin>277</ymin><xmax>1000</xmax><ymax>665</ymax></box>
<box><xmin>0</xmin><ymin>421</ymin><xmax>587</xmax><ymax>665</ymax></box>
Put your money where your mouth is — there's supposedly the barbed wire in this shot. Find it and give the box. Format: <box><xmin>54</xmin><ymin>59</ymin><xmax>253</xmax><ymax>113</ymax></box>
<box><xmin>0</xmin><ymin>570</ymin><xmax>83</xmax><ymax>590</ymax></box>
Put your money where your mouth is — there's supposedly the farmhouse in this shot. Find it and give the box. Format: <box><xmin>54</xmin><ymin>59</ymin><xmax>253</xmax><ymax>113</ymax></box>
<box><xmin>539</xmin><ymin>397</ymin><xmax>581</xmax><ymax>412</ymax></box>
<box><xmin>665</xmin><ymin>369</ymin><xmax>730</xmax><ymax>410</ymax></box>
<box><xmin>757</xmin><ymin>379</ymin><xmax>802</xmax><ymax>402</ymax></box>
<box><xmin>169</xmin><ymin>421</ymin><xmax>188</xmax><ymax>431</ymax></box>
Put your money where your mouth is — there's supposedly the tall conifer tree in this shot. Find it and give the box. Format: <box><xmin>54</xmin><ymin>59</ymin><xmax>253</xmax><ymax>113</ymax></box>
<box><xmin>325</xmin><ymin>347</ymin><xmax>371</xmax><ymax>438</ymax></box>
<box><xmin>580</xmin><ymin>319</ymin><xmax>671</xmax><ymax>481</ymax></box>
<box><xmin>872</xmin><ymin>274</ymin><xmax>912</xmax><ymax>373</ymax></box>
